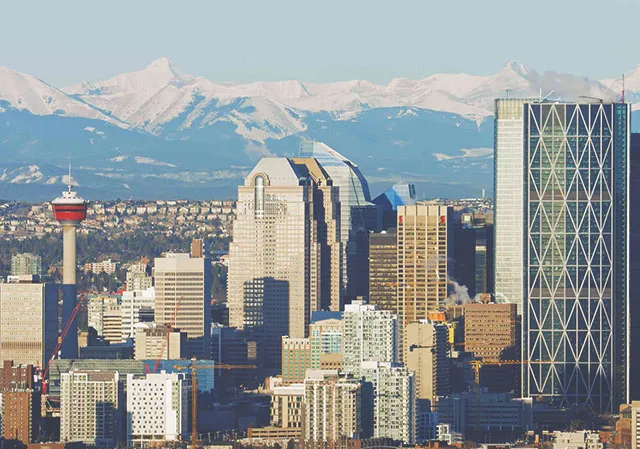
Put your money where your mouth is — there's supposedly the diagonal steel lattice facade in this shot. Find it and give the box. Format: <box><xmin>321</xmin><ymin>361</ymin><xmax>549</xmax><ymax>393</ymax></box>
<box><xmin>523</xmin><ymin>102</ymin><xmax>629</xmax><ymax>413</ymax></box>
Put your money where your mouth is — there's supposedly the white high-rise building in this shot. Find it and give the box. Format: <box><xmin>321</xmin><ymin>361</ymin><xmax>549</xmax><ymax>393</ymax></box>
<box><xmin>60</xmin><ymin>371</ymin><xmax>121</xmax><ymax>447</ymax></box>
<box><xmin>342</xmin><ymin>301</ymin><xmax>398</xmax><ymax>373</ymax></box>
<box><xmin>360</xmin><ymin>361</ymin><xmax>416</xmax><ymax>445</ymax></box>
<box><xmin>494</xmin><ymin>99</ymin><xmax>528</xmax><ymax>312</ymax></box>
<box><xmin>121</xmin><ymin>287</ymin><xmax>155</xmax><ymax>341</ymax></box>
<box><xmin>87</xmin><ymin>295</ymin><xmax>119</xmax><ymax>337</ymax></box>
<box><xmin>126</xmin><ymin>264</ymin><xmax>152</xmax><ymax>291</ymax></box>
<box><xmin>126</xmin><ymin>372</ymin><xmax>190</xmax><ymax>446</ymax></box>
<box><xmin>153</xmin><ymin>253</ymin><xmax>211</xmax><ymax>357</ymax></box>
<box><xmin>304</xmin><ymin>370</ymin><xmax>362</xmax><ymax>443</ymax></box>
<box><xmin>227</xmin><ymin>157</ymin><xmax>340</xmax><ymax>366</ymax></box>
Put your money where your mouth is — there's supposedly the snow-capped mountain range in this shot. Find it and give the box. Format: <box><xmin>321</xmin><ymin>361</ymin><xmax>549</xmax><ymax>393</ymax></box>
<box><xmin>0</xmin><ymin>58</ymin><xmax>636</xmax><ymax>200</ymax></box>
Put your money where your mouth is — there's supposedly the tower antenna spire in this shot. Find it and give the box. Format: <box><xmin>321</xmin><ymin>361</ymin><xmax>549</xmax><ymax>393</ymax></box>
<box><xmin>622</xmin><ymin>73</ymin><xmax>625</xmax><ymax>103</ymax></box>
<box><xmin>68</xmin><ymin>160</ymin><xmax>72</xmax><ymax>192</ymax></box>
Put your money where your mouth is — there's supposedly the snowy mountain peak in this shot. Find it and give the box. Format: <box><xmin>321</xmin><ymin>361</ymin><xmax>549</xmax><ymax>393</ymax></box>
<box><xmin>501</xmin><ymin>59</ymin><xmax>528</xmax><ymax>77</ymax></box>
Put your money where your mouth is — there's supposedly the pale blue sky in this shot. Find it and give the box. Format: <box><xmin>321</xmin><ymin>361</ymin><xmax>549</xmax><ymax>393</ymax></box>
<box><xmin>2</xmin><ymin>0</ymin><xmax>639</xmax><ymax>87</ymax></box>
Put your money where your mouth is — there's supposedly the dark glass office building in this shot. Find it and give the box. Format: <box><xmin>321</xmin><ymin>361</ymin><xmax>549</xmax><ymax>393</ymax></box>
<box><xmin>522</xmin><ymin>102</ymin><xmax>629</xmax><ymax>413</ymax></box>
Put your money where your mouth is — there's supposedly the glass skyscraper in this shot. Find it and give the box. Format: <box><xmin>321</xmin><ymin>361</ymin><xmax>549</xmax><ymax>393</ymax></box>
<box><xmin>521</xmin><ymin>101</ymin><xmax>629</xmax><ymax>413</ymax></box>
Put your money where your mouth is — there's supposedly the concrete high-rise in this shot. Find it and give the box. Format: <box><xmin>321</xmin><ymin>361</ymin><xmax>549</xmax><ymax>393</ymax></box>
<box><xmin>368</xmin><ymin>230</ymin><xmax>397</xmax><ymax>313</ymax></box>
<box><xmin>299</xmin><ymin>141</ymin><xmax>379</xmax><ymax>302</ymax></box>
<box><xmin>52</xmin><ymin>181</ymin><xmax>87</xmax><ymax>359</ymax></box>
<box><xmin>281</xmin><ymin>336</ymin><xmax>312</xmax><ymax>384</ymax></box>
<box><xmin>121</xmin><ymin>286</ymin><xmax>155</xmax><ymax>341</ymax></box>
<box><xmin>405</xmin><ymin>320</ymin><xmax>450</xmax><ymax>407</ymax></box>
<box><xmin>342</xmin><ymin>301</ymin><xmax>398</xmax><ymax>373</ymax></box>
<box><xmin>0</xmin><ymin>279</ymin><xmax>57</xmax><ymax>367</ymax></box>
<box><xmin>517</xmin><ymin>101</ymin><xmax>630</xmax><ymax>413</ymax></box>
<box><xmin>397</xmin><ymin>204</ymin><xmax>452</xmax><ymax>330</ymax></box>
<box><xmin>360</xmin><ymin>361</ymin><xmax>416</xmax><ymax>444</ymax></box>
<box><xmin>303</xmin><ymin>370</ymin><xmax>363</xmax><ymax>444</ymax></box>
<box><xmin>60</xmin><ymin>370</ymin><xmax>121</xmax><ymax>447</ymax></box>
<box><xmin>126</xmin><ymin>372</ymin><xmax>190</xmax><ymax>446</ymax></box>
<box><xmin>228</xmin><ymin>157</ymin><xmax>340</xmax><ymax>366</ymax></box>
<box><xmin>153</xmin><ymin>252</ymin><xmax>211</xmax><ymax>357</ymax></box>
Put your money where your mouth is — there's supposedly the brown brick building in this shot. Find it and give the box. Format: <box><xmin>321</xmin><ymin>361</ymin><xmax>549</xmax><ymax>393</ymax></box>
<box><xmin>464</xmin><ymin>303</ymin><xmax>517</xmax><ymax>362</ymax></box>
<box><xmin>1</xmin><ymin>361</ymin><xmax>40</xmax><ymax>445</ymax></box>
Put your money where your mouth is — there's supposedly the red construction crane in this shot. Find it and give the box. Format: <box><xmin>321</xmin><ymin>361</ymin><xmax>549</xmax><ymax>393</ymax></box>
<box><xmin>146</xmin><ymin>296</ymin><xmax>184</xmax><ymax>374</ymax></box>
<box><xmin>42</xmin><ymin>294</ymin><xmax>87</xmax><ymax>395</ymax></box>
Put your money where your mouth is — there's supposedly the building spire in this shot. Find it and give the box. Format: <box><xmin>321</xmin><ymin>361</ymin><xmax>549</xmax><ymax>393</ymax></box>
<box><xmin>68</xmin><ymin>160</ymin><xmax>72</xmax><ymax>193</ymax></box>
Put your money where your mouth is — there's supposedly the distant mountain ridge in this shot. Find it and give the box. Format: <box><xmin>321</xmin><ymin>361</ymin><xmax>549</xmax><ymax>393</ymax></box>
<box><xmin>0</xmin><ymin>59</ymin><xmax>633</xmax><ymax>200</ymax></box>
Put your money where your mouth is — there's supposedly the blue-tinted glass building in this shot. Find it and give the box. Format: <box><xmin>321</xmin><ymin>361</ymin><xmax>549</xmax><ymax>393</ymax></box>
<box><xmin>522</xmin><ymin>102</ymin><xmax>629</xmax><ymax>413</ymax></box>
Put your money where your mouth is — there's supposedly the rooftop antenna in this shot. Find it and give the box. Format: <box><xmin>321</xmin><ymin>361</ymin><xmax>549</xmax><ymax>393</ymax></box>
<box><xmin>506</xmin><ymin>89</ymin><xmax>511</xmax><ymax>99</ymax></box>
<box><xmin>622</xmin><ymin>73</ymin><xmax>626</xmax><ymax>103</ymax></box>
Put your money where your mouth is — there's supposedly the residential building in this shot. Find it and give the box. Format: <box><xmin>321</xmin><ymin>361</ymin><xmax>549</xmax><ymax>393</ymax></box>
<box><xmin>60</xmin><ymin>371</ymin><xmax>121</xmax><ymax>447</ymax></box>
<box><xmin>553</xmin><ymin>431</ymin><xmax>603</xmax><ymax>449</ymax></box>
<box><xmin>282</xmin><ymin>337</ymin><xmax>311</xmax><ymax>385</ymax></box>
<box><xmin>134</xmin><ymin>322</ymin><xmax>185</xmax><ymax>360</ymax></box>
<box><xmin>121</xmin><ymin>287</ymin><xmax>155</xmax><ymax>341</ymax></box>
<box><xmin>227</xmin><ymin>157</ymin><xmax>340</xmax><ymax>367</ymax></box>
<box><xmin>102</xmin><ymin>304</ymin><xmax>122</xmax><ymax>344</ymax></box>
<box><xmin>368</xmin><ymin>230</ymin><xmax>397</xmax><ymax>313</ymax></box>
<box><xmin>310</xmin><ymin>317</ymin><xmax>343</xmax><ymax>371</ymax></box>
<box><xmin>0</xmin><ymin>280</ymin><xmax>57</xmax><ymax>367</ymax></box>
<box><xmin>396</xmin><ymin>204</ymin><xmax>452</xmax><ymax>335</ymax></box>
<box><xmin>126</xmin><ymin>372</ymin><xmax>190</xmax><ymax>447</ymax></box>
<box><xmin>153</xmin><ymin>252</ymin><xmax>211</xmax><ymax>357</ymax></box>
<box><xmin>0</xmin><ymin>362</ymin><xmax>39</xmax><ymax>445</ymax></box>
<box><xmin>83</xmin><ymin>259</ymin><xmax>118</xmax><ymax>275</ymax></box>
<box><xmin>520</xmin><ymin>101</ymin><xmax>630</xmax><ymax>412</ymax></box>
<box><xmin>299</xmin><ymin>141</ymin><xmax>379</xmax><ymax>302</ymax></box>
<box><xmin>304</xmin><ymin>370</ymin><xmax>362</xmax><ymax>443</ymax></box>
<box><xmin>11</xmin><ymin>253</ymin><xmax>42</xmax><ymax>277</ymax></box>
<box><xmin>405</xmin><ymin>320</ymin><xmax>450</xmax><ymax>407</ymax></box>
<box><xmin>360</xmin><ymin>361</ymin><xmax>416</xmax><ymax>444</ymax></box>
<box><xmin>270</xmin><ymin>383</ymin><xmax>304</xmax><ymax>430</ymax></box>
<box><xmin>342</xmin><ymin>301</ymin><xmax>398</xmax><ymax>374</ymax></box>
<box><xmin>87</xmin><ymin>295</ymin><xmax>119</xmax><ymax>337</ymax></box>
<box><xmin>125</xmin><ymin>264</ymin><xmax>152</xmax><ymax>292</ymax></box>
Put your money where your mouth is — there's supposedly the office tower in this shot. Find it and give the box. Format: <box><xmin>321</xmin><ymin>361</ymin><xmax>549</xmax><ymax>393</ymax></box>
<box><xmin>52</xmin><ymin>182</ymin><xmax>87</xmax><ymax>359</ymax></box>
<box><xmin>60</xmin><ymin>371</ymin><xmax>121</xmax><ymax>447</ymax></box>
<box><xmin>397</xmin><ymin>204</ymin><xmax>452</xmax><ymax>331</ymax></box>
<box><xmin>360</xmin><ymin>361</ymin><xmax>416</xmax><ymax>444</ymax></box>
<box><xmin>299</xmin><ymin>141</ymin><xmax>379</xmax><ymax>302</ymax></box>
<box><xmin>102</xmin><ymin>304</ymin><xmax>122</xmax><ymax>344</ymax></box>
<box><xmin>154</xmin><ymin>252</ymin><xmax>211</xmax><ymax>357</ymax></box>
<box><xmin>372</xmin><ymin>183</ymin><xmax>417</xmax><ymax>230</ymax></box>
<box><xmin>0</xmin><ymin>279</ymin><xmax>57</xmax><ymax>367</ymax></box>
<box><xmin>11</xmin><ymin>253</ymin><xmax>42</xmax><ymax>276</ymax></box>
<box><xmin>342</xmin><ymin>301</ymin><xmax>398</xmax><ymax>374</ymax></box>
<box><xmin>282</xmin><ymin>337</ymin><xmax>311</xmax><ymax>385</ymax></box>
<box><xmin>228</xmin><ymin>157</ymin><xmax>340</xmax><ymax>367</ymax></box>
<box><xmin>270</xmin><ymin>383</ymin><xmax>304</xmax><ymax>430</ymax></box>
<box><xmin>0</xmin><ymin>362</ymin><xmax>39</xmax><ymax>445</ymax></box>
<box><xmin>631</xmin><ymin>133</ymin><xmax>640</xmax><ymax>401</ymax></box>
<box><xmin>405</xmin><ymin>320</ymin><xmax>450</xmax><ymax>407</ymax></box>
<box><xmin>453</xmin><ymin>212</ymin><xmax>494</xmax><ymax>297</ymax></box>
<box><xmin>126</xmin><ymin>372</ymin><xmax>190</xmax><ymax>446</ymax></box>
<box><xmin>310</xmin><ymin>317</ymin><xmax>343</xmax><ymax>371</ymax></box>
<box><xmin>125</xmin><ymin>264</ymin><xmax>152</xmax><ymax>292</ymax></box>
<box><xmin>87</xmin><ymin>295</ymin><xmax>119</xmax><ymax>337</ymax></box>
<box><xmin>631</xmin><ymin>402</ymin><xmax>640</xmax><ymax>449</ymax></box>
<box><xmin>303</xmin><ymin>370</ymin><xmax>362</xmax><ymax>444</ymax></box>
<box><xmin>464</xmin><ymin>303</ymin><xmax>517</xmax><ymax>362</ymax></box>
<box><xmin>368</xmin><ymin>230</ymin><xmax>397</xmax><ymax>313</ymax></box>
<box><xmin>134</xmin><ymin>322</ymin><xmax>185</xmax><ymax>360</ymax></box>
<box><xmin>121</xmin><ymin>287</ymin><xmax>155</xmax><ymax>341</ymax></box>
<box><xmin>519</xmin><ymin>101</ymin><xmax>630</xmax><ymax>413</ymax></box>
<box><xmin>494</xmin><ymin>99</ymin><xmax>529</xmax><ymax>311</ymax></box>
